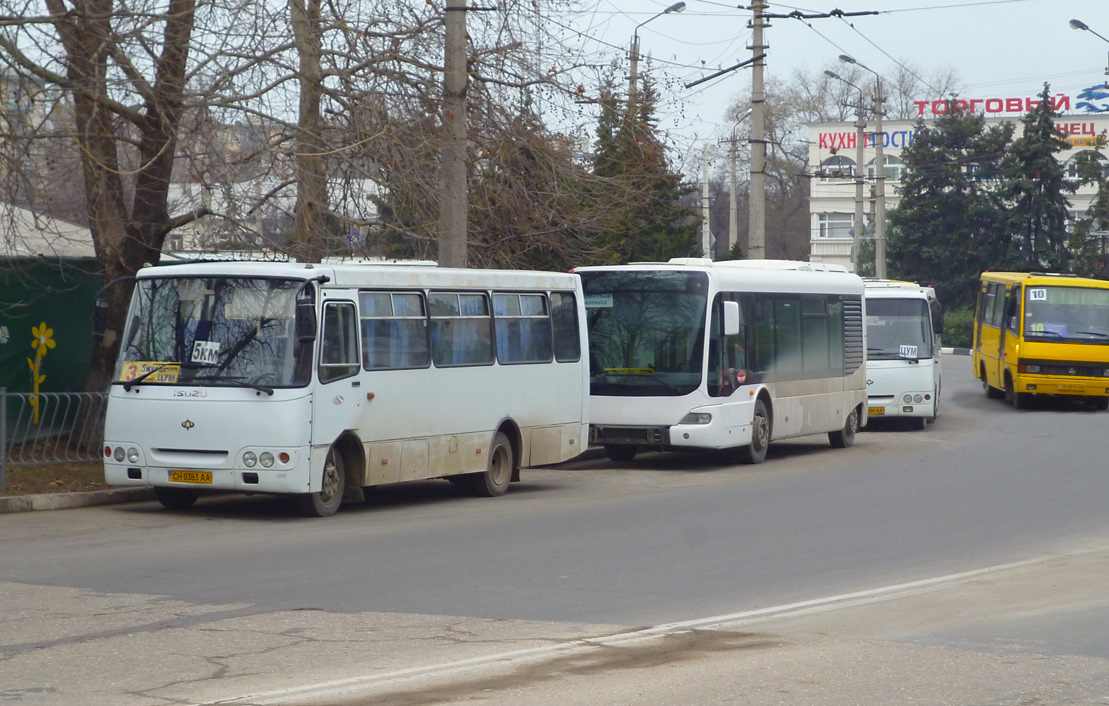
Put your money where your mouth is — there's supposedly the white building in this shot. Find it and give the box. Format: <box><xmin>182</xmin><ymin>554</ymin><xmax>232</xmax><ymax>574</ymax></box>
<box><xmin>808</xmin><ymin>85</ymin><xmax>1109</xmax><ymax>272</ymax></box>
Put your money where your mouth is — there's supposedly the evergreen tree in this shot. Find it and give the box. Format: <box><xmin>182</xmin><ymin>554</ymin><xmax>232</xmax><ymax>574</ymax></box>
<box><xmin>886</xmin><ymin>107</ymin><xmax>1013</xmax><ymax>310</ymax></box>
<box><xmin>1068</xmin><ymin>148</ymin><xmax>1109</xmax><ymax>278</ymax></box>
<box><xmin>1000</xmin><ymin>84</ymin><xmax>1075</xmax><ymax>271</ymax></box>
<box><xmin>591</xmin><ymin>75</ymin><xmax>700</xmax><ymax>264</ymax></box>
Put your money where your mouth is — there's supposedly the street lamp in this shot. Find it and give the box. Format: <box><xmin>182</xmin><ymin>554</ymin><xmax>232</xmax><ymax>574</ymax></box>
<box><xmin>629</xmin><ymin>2</ymin><xmax>686</xmax><ymax>102</ymax></box>
<box><xmin>825</xmin><ymin>70</ymin><xmax>867</xmax><ymax>273</ymax></box>
<box><xmin>838</xmin><ymin>54</ymin><xmax>887</xmax><ymax>278</ymax></box>
<box><xmin>1070</xmin><ymin>19</ymin><xmax>1109</xmax><ymax>88</ymax></box>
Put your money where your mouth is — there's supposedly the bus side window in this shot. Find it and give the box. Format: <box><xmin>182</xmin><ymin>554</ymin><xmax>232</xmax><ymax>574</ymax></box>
<box><xmin>320</xmin><ymin>301</ymin><xmax>360</xmax><ymax>383</ymax></box>
<box><xmin>1005</xmin><ymin>289</ymin><xmax>1020</xmax><ymax>333</ymax></box>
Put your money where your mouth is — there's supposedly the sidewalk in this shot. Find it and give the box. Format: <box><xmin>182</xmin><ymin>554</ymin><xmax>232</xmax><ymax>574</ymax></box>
<box><xmin>0</xmin><ymin>487</ymin><xmax>153</xmax><ymax>514</ymax></box>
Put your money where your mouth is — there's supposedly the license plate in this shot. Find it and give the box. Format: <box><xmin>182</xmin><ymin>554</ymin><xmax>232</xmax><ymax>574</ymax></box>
<box><xmin>868</xmin><ymin>407</ymin><xmax>885</xmax><ymax>415</ymax></box>
<box><xmin>169</xmin><ymin>470</ymin><xmax>212</xmax><ymax>484</ymax></box>
<box><xmin>1057</xmin><ymin>383</ymin><xmax>1084</xmax><ymax>392</ymax></box>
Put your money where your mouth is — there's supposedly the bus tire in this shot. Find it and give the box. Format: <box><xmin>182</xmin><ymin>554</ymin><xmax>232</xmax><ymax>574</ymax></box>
<box><xmin>461</xmin><ymin>432</ymin><xmax>514</xmax><ymax>497</ymax></box>
<box><xmin>296</xmin><ymin>445</ymin><xmax>345</xmax><ymax>517</ymax></box>
<box><xmin>829</xmin><ymin>407</ymin><xmax>858</xmax><ymax>448</ymax></box>
<box><xmin>154</xmin><ymin>486</ymin><xmax>199</xmax><ymax>510</ymax></box>
<box><xmin>1092</xmin><ymin>397</ymin><xmax>1109</xmax><ymax>411</ymax></box>
<box><xmin>604</xmin><ymin>444</ymin><xmax>638</xmax><ymax>463</ymax></box>
<box><xmin>737</xmin><ymin>399</ymin><xmax>770</xmax><ymax>464</ymax></box>
<box><xmin>1004</xmin><ymin>377</ymin><xmax>1030</xmax><ymax>410</ymax></box>
<box><xmin>983</xmin><ymin>367</ymin><xmax>1003</xmax><ymax>399</ymax></box>
<box><xmin>908</xmin><ymin>416</ymin><xmax>927</xmax><ymax>431</ymax></box>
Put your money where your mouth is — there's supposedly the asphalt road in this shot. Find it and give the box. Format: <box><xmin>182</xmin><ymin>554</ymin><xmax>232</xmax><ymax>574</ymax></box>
<box><xmin>3</xmin><ymin>353</ymin><xmax>1109</xmax><ymax>706</ymax></box>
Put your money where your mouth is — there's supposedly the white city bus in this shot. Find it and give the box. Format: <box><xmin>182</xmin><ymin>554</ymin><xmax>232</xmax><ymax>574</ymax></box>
<box><xmin>103</xmin><ymin>260</ymin><xmax>589</xmax><ymax>516</ymax></box>
<box><xmin>862</xmin><ymin>279</ymin><xmax>943</xmax><ymax>429</ymax></box>
<box><xmin>573</xmin><ymin>259</ymin><xmax>867</xmax><ymax>464</ymax></box>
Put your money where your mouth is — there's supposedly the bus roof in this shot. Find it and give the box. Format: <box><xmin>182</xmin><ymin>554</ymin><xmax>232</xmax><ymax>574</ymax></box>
<box><xmin>134</xmin><ymin>260</ymin><xmax>581</xmax><ymax>290</ymax></box>
<box><xmin>863</xmin><ymin>279</ymin><xmax>937</xmax><ymax>300</ymax></box>
<box><xmin>979</xmin><ymin>271</ymin><xmax>1108</xmax><ymax>288</ymax></box>
<box><xmin>573</xmin><ymin>259</ymin><xmax>864</xmax><ymax>295</ymax></box>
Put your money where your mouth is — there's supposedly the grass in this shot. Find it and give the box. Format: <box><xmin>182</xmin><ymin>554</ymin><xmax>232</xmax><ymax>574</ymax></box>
<box><xmin>0</xmin><ymin>462</ymin><xmax>110</xmax><ymax>496</ymax></box>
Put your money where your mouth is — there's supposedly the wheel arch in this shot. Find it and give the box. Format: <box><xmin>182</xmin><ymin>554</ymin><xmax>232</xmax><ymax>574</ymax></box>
<box><xmin>331</xmin><ymin>430</ymin><xmax>366</xmax><ymax>489</ymax></box>
<box><xmin>756</xmin><ymin>389</ymin><xmax>774</xmax><ymax>440</ymax></box>
<box><xmin>494</xmin><ymin>418</ymin><xmax>523</xmax><ymax>482</ymax></box>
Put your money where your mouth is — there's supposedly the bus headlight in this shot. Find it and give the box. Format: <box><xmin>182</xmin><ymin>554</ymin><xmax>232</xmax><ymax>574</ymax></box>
<box><xmin>260</xmin><ymin>452</ymin><xmax>275</xmax><ymax>468</ymax></box>
<box><xmin>243</xmin><ymin>452</ymin><xmax>257</xmax><ymax>468</ymax></box>
<box><xmin>1025</xmin><ymin>364</ymin><xmax>1040</xmax><ymax>373</ymax></box>
<box><xmin>113</xmin><ymin>447</ymin><xmax>125</xmax><ymax>462</ymax></box>
<box><xmin>913</xmin><ymin>394</ymin><xmax>923</xmax><ymax>403</ymax></box>
<box><xmin>679</xmin><ymin>412</ymin><xmax>712</xmax><ymax>425</ymax></box>
<box><xmin>127</xmin><ymin>447</ymin><xmax>140</xmax><ymax>464</ymax></box>
<box><xmin>902</xmin><ymin>394</ymin><xmax>913</xmax><ymax>404</ymax></box>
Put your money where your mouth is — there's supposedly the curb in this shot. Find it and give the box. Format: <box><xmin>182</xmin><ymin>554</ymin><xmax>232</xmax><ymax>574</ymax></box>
<box><xmin>941</xmin><ymin>347</ymin><xmax>971</xmax><ymax>355</ymax></box>
<box><xmin>0</xmin><ymin>487</ymin><xmax>154</xmax><ymax>515</ymax></box>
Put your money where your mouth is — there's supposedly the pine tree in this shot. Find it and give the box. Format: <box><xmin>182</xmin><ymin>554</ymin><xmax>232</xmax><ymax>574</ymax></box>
<box><xmin>886</xmin><ymin>107</ymin><xmax>1014</xmax><ymax>310</ymax></box>
<box><xmin>591</xmin><ymin>76</ymin><xmax>699</xmax><ymax>264</ymax></box>
<box><xmin>1068</xmin><ymin>149</ymin><xmax>1109</xmax><ymax>278</ymax></box>
<box><xmin>1000</xmin><ymin>83</ymin><xmax>1075</xmax><ymax>271</ymax></box>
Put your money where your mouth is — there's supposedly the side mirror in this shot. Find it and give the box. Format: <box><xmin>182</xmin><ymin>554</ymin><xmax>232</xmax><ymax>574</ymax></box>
<box><xmin>92</xmin><ymin>297</ymin><xmax>108</xmax><ymax>340</ymax></box>
<box><xmin>295</xmin><ymin>301</ymin><xmax>317</xmax><ymax>342</ymax></box>
<box><xmin>723</xmin><ymin>300</ymin><xmax>740</xmax><ymax>337</ymax></box>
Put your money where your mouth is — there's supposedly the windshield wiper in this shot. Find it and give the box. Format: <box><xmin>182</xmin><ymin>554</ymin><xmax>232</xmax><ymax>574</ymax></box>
<box><xmin>603</xmin><ymin>372</ymin><xmax>682</xmax><ymax>393</ymax></box>
<box><xmin>192</xmin><ymin>374</ymin><xmax>275</xmax><ymax>396</ymax></box>
<box><xmin>122</xmin><ymin>362</ymin><xmax>198</xmax><ymax>391</ymax></box>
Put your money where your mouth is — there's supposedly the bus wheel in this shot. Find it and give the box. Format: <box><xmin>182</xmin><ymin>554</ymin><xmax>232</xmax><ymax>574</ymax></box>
<box><xmin>296</xmin><ymin>446</ymin><xmax>345</xmax><ymax>517</ymax></box>
<box><xmin>461</xmin><ymin>432</ymin><xmax>514</xmax><ymax>497</ymax></box>
<box><xmin>737</xmin><ymin>399</ymin><xmax>770</xmax><ymax>464</ymax></box>
<box><xmin>1004</xmin><ymin>378</ymin><xmax>1030</xmax><ymax>410</ymax></box>
<box><xmin>154</xmin><ymin>487</ymin><xmax>199</xmax><ymax>510</ymax></box>
<box><xmin>829</xmin><ymin>407</ymin><xmax>858</xmax><ymax>448</ymax></box>
<box><xmin>1092</xmin><ymin>397</ymin><xmax>1109</xmax><ymax>411</ymax></box>
<box><xmin>908</xmin><ymin>416</ymin><xmax>927</xmax><ymax>431</ymax></box>
<box><xmin>983</xmin><ymin>368</ymin><xmax>1003</xmax><ymax>399</ymax></box>
<box><xmin>604</xmin><ymin>444</ymin><xmax>638</xmax><ymax>463</ymax></box>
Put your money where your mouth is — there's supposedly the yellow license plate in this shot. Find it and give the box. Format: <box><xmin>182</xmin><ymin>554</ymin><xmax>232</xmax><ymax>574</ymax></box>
<box><xmin>868</xmin><ymin>407</ymin><xmax>885</xmax><ymax>415</ymax></box>
<box><xmin>1057</xmin><ymin>383</ymin><xmax>1084</xmax><ymax>391</ymax></box>
<box><xmin>169</xmin><ymin>470</ymin><xmax>212</xmax><ymax>484</ymax></box>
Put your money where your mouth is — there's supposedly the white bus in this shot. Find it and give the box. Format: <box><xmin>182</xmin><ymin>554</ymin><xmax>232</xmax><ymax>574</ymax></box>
<box><xmin>103</xmin><ymin>260</ymin><xmax>589</xmax><ymax>516</ymax></box>
<box><xmin>862</xmin><ymin>279</ymin><xmax>943</xmax><ymax>430</ymax></box>
<box><xmin>573</xmin><ymin>258</ymin><xmax>867</xmax><ymax>464</ymax></box>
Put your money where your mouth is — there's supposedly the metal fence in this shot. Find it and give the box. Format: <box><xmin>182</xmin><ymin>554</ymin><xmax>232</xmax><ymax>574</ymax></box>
<box><xmin>1</xmin><ymin>388</ymin><xmax>107</xmax><ymax>491</ymax></box>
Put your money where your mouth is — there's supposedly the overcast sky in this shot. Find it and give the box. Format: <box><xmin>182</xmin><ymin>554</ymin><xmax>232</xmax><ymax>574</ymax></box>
<box><xmin>550</xmin><ymin>0</ymin><xmax>1109</xmax><ymax>168</ymax></box>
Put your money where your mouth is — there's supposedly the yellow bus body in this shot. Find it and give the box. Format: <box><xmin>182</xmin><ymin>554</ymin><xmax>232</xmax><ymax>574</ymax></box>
<box><xmin>972</xmin><ymin>271</ymin><xmax>1109</xmax><ymax>409</ymax></box>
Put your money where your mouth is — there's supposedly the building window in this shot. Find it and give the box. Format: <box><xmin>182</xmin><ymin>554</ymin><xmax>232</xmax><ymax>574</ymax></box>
<box><xmin>1065</xmin><ymin>150</ymin><xmax>1109</xmax><ymax>180</ymax></box>
<box><xmin>818</xmin><ymin>212</ymin><xmax>854</xmax><ymax>239</ymax></box>
<box><xmin>867</xmin><ymin>155</ymin><xmax>904</xmax><ymax>182</ymax></box>
<box><xmin>819</xmin><ymin>155</ymin><xmax>856</xmax><ymax>181</ymax></box>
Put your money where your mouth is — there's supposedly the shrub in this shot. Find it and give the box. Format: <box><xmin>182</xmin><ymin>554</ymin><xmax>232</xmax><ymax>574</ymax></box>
<box><xmin>942</xmin><ymin>307</ymin><xmax>974</xmax><ymax>349</ymax></box>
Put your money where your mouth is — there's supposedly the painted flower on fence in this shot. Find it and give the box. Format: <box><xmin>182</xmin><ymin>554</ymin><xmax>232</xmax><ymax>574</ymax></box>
<box><xmin>27</xmin><ymin>321</ymin><xmax>55</xmax><ymax>423</ymax></box>
<box><xmin>0</xmin><ymin>325</ymin><xmax>9</xmax><ymax>344</ymax></box>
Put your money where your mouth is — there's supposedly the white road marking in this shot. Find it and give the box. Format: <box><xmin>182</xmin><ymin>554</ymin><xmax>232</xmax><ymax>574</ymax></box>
<box><xmin>201</xmin><ymin>552</ymin><xmax>1068</xmax><ymax>705</ymax></box>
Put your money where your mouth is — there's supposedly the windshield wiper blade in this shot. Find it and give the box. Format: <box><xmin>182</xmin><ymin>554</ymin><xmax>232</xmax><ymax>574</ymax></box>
<box><xmin>122</xmin><ymin>362</ymin><xmax>197</xmax><ymax>391</ymax></box>
<box><xmin>193</xmin><ymin>375</ymin><xmax>275</xmax><ymax>395</ymax></box>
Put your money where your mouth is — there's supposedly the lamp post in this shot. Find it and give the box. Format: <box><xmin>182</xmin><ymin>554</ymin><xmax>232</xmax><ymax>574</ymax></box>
<box><xmin>825</xmin><ymin>70</ymin><xmax>866</xmax><ymax>274</ymax></box>
<box><xmin>1070</xmin><ymin>19</ymin><xmax>1109</xmax><ymax>88</ymax></box>
<box><xmin>839</xmin><ymin>54</ymin><xmax>886</xmax><ymax>278</ymax></box>
<box><xmin>629</xmin><ymin>2</ymin><xmax>685</xmax><ymax>103</ymax></box>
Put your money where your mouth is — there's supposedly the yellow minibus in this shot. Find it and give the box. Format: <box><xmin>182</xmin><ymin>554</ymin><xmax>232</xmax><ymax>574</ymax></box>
<box><xmin>972</xmin><ymin>271</ymin><xmax>1109</xmax><ymax>410</ymax></box>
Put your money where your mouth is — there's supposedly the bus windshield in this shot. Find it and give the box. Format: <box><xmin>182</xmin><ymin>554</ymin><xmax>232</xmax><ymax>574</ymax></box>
<box><xmin>1023</xmin><ymin>285</ymin><xmax>1109</xmax><ymax>343</ymax></box>
<box><xmin>866</xmin><ymin>298</ymin><xmax>933</xmax><ymax>360</ymax></box>
<box><xmin>581</xmin><ymin>270</ymin><xmax>708</xmax><ymax>396</ymax></box>
<box><xmin>114</xmin><ymin>276</ymin><xmax>312</xmax><ymax>388</ymax></box>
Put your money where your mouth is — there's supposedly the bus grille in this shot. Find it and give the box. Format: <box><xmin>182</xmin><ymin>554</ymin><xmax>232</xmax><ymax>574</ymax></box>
<box><xmin>592</xmin><ymin>426</ymin><xmax>667</xmax><ymax>445</ymax></box>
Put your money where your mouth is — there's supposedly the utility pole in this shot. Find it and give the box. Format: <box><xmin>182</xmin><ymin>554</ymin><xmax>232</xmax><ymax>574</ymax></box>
<box><xmin>852</xmin><ymin>91</ymin><xmax>865</xmax><ymax>273</ymax></box>
<box><xmin>728</xmin><ymin>129</ymin><xmax>738</xmax><ymax>257</ymax></box>
<box><xmin>717</xmin><ymin>128</ymin><xmax>743</xmax><ymax>257</ymax></box>
<box><xmin>439</xmin><ymin>0</ymin><xmax>468</xmax><ymax>268</ymax></box>
<box><xmin>702</xmin><ymin>149</ymin><xmax>712</xmax><ymax>257</ymax></box>
<box><xmin>747</xmin><ymin>0</ymin><xmax>767</xmax><ymax>260</ymax></box>
<box><xmin>873</xmin><ymin>77</ymin><xmax>887</xmax><ymax>278</ymax></box>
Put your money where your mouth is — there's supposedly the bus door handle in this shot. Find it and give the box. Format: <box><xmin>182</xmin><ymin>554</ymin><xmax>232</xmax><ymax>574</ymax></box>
<box><xmin>351</xmin><ymin>381</ymin><xmax>360</xmax><ymax>388</ymax></box>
